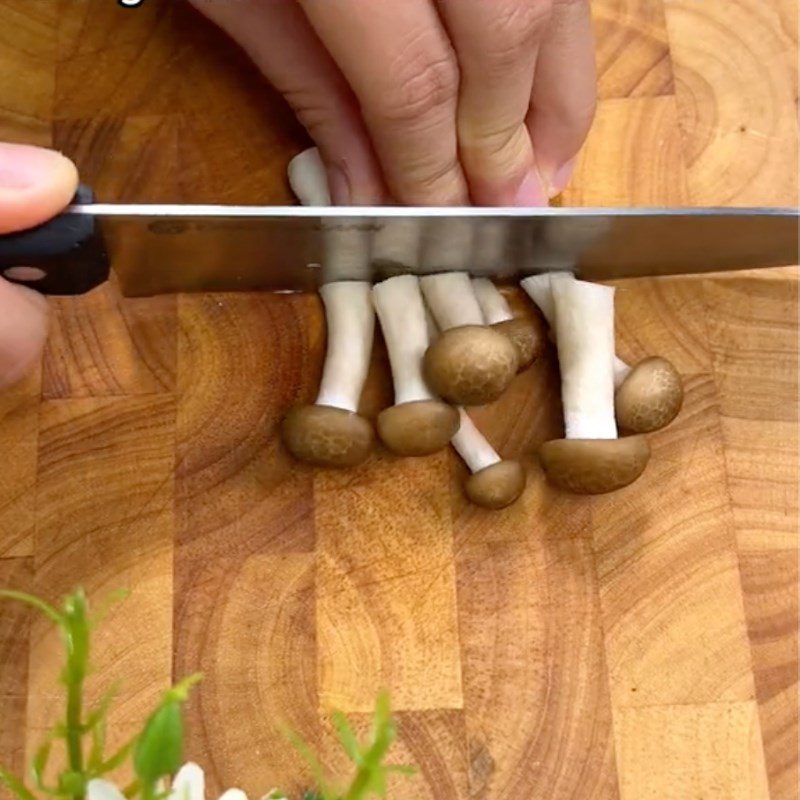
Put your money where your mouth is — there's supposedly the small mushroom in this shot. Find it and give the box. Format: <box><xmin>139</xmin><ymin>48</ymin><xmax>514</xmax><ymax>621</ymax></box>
<box><xmin>372</xmin><ymin>275</ymin><xmax>460</xmax><ymax>455</ymax></box>
<box><xmin>420</xmin><ymin>272</ymin><xmax>518</xmax><ymax>406</ymax></box>
<box><xmin>282</xmin><ymin>281</ymin><xmax>376</xmax><ymax>467</ymax></box>
<box><xmin>471</xmin><ymin>277</ymin><xmax>546</xmax><ymax>371</ymax></box>
<box><xmin>538</xmin><ymin>276</ymin><xmax>650</xmax><ymax>494</ymax></box>
<box><xmin>452</xmin><ymin>408</ymin><xmax>526</xmax><ymax>509</ymax></box>
<box><xmin>522</xmin><ymin>272</ymin><xmax>683</xmax><ymax>433</ymax></box>
<box><xmin>614</xmin><ymin>356</ymin><xmax>684</xmax><ymax>433</ymax></box>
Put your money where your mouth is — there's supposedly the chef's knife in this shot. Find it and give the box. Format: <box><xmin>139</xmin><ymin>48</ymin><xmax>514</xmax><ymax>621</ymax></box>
<box><xmin>0</xmin><ymin>185</ymin><xmax>796</xmax><ymax>296</ymax></box>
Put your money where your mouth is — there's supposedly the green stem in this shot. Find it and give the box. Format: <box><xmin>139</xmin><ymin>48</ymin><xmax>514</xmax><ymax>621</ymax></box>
<box><xmin>65</xmin><ymin>674</ymin><xmax>84</xmax><ymax>798</ymax></box>
<box><xmin>343</xmin><ymin>765</ymin><xmax>372</xmax><ymax>800</ymax></box>
<box><xmin>0</xmin><ymin>766</ymin><xmax>38</xmax><ymax>800</ymax></box>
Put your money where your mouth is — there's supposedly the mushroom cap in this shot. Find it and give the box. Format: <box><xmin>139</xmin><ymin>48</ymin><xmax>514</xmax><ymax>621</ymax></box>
<box><xmin>377</xmin><ymin>400</ymin><xmax>460</xmax><ymax>456</ymax></box>
<box><xmin>615</xmin><ymin>356</ymin><xmax>683</xmax><ymax>433</ymax></box>
<box><xmin>465</xmin><ymin>460</ymin><xmax>526</xmax><ymax>509</ymax></box>
<box><xmin>492</xmin><ymin>318</ymin><xmax>546</xmax><ymax>372</ymax></box>
<box><xmin>539</xmin><ymin>436</ymin><xmax>650</xmax><ymax>494</ymax></box>
<box><xmin>424</xmin><ymin>325</ymin><xmax>518</xmax><ymax>406</ymax></box>
<box><xmin>282</xmin><ymin>405</ymin><xmax>374</xmax><ymax>467</ymax></box>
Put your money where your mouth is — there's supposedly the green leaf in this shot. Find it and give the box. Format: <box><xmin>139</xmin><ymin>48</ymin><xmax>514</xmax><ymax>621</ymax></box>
<box><xmin>0</xmin><ymin>765</ymin><xmax>38</xmax><ymax>800</ymax></box>
<box><xmin>162</xmin><ymin>674</ymin><xmax>202</xmax><ymax>704</ymax></box>
<box><xmin>133</xmin><ymin>702</ymin><xmax>184</xmax><ymax>785</ymax></box>
<box><xmin>385</xmin><ymin>765</ymin><xmax>416</xmax><ymax>776</ymax></box>
<box><xmin>133</xmin><ymin>674</ymin><xmax>201</xmax><ymax>786</ymax></box>
<box><xmin>31</xmin><ymin>735</ymin><xmax>54</xmax><ymax>789</ymax></box>
<box><xmin>86</xmin><ymin>685</ymin><xmax>121</xmax><ymax>772</ymax></box>
<box><xmin>89</xmin><ymin>590</ymin><xmax>130</xmax><ymax>629</ymax></box>
<box><xmin>282</xmin><ymin>726</ymin><xmax>335</xmax><ymax>800</ymax></box>
<box><xmin>98</xmin><ymin>736</ymin><xmax>136</xmax><ymax>775</ymax></box>
<box><xmin>0</xmin><ymin>590</ymin><xmax>62</xmax><ymax>625</ymax></box>
<box><xmin>62</xmin><ymin>590</ymin><xmax>90</xmax><ymax>686</ymax></box>
<box><xmin>331</xmin><ymin>712</ymin><xmax>361</xmax><ymax>765</ymax></box>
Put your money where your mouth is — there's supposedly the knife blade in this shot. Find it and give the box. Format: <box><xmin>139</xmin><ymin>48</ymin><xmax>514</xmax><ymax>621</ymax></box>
<box><xmin>0</xmin><ymin>186</ymin><xmax>796</xmax><ymax>296</ymax></box>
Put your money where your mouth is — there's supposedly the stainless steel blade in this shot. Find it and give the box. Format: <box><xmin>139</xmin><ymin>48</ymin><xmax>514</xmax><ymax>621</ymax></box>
<box><xmin>69</xmin><ymin>204</ymin><xmax>799</xmax><ymax>296</ymax></box>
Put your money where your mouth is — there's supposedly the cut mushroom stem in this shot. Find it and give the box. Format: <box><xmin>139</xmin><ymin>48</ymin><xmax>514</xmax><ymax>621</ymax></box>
<box><xmin>472</xmin><ymin>278</ymin><xmax>544</xmax><ymax>371</ymax></box>
<box><xmin>282</xmin><ymin>281</ymin><xmax>376</xmax><ymax>467</ymax></box>
<box><xmin>452</xmin><ymin>408</ymin><xmax>526</xmax><ymax>509</ymax></box>
<box><xmin>538</xmin><ymin>277</ymin><xmax>650</xmax><ymax>494</ymax></box>
<box><xmin>287</xmin><ymin>147</ymin><xmax>331</xmax><ymax>206</ymax></box>
<box><xmin>523</xmin><ymin>271</ymin><xmax>683</xmax><ymax>433</ymax></box>
<box><xmin>420</xmin><ymin>272</ymin><xmax>518</xmax><ymax>406</ymax></box>
<box><xmin>373</xmin><ymin>275</ymin><xmax>459</xmax><ymax>455</ymax></box>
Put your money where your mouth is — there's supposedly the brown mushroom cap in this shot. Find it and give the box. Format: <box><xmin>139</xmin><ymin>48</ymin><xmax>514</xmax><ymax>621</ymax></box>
<box><xmin>377</xmin><ymin>400</ymin><xmax>460</xmax><ymax>456</ymax></box>
<box><xmin>615</xmin><ymin>356</ymin><xmax>683</xmax><ymax>433</ymax></box>
<box><xmin>465</xmin><ymin>460</ymin><xmax>526</xmax><ymax>509</ymax></box>
<box><xmin>492</xmin><ymin>317</ymin><xmax>546</xmax><ymax>372</ymax></box>
<box><xmin>282</xmin><ymin>405</ymin><xmax>374</xmax><ymax>467</ymax></box>
<box><xmin>424</xmin><ymin>325</ymin><xmax>518</xmax><ymax>406</ymax></box>
<box><xmin>539</xmin><ymin>436</ymin><xmax>650</xmax><ymax>494</ymax></box>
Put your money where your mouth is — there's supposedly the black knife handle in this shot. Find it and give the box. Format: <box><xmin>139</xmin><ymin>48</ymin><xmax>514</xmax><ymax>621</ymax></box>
<box><xmin>0</xmin><ymin>184</ymin><xmax>110</xmax><ymax>296</ymax></box>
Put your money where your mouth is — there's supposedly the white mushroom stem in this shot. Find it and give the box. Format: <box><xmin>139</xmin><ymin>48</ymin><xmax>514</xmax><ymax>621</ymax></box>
<box><xmin>520</xmin><ymin>272</ymin><xmax>562</xmax><ymax>327</ymax></box>
<box><xmin>613</xmin><ymin>357</ymin><xmax>633</xmax><ymax>387</ymax></box>
<box><xmin>522</xmin><ymin>272</ymin><xmax>631</xmax><ymax>387</ymax></box>
<box><xmin>420</xmin><ymin>272</ymin><xmax>484</xmax><ymax>330</ymax></box>
<box><xmin>287</xmin><ymin>146</ymin><xmax>370</xmax><ymax>282</ymax></box>
<box><xmin>373</xmin><ymin>275</ymin><xmax>436</xmax><ymax>405</ymax></box>
<box><xmin>287</xmin><ymin>147</ymin><xmax>331</xmax><ymax>205</ymax></box>
<box><xmin>472</xmin><ymin>278</ymin><xmax>513</xmax><ymax>325</ymax></box>
<box><xmin>551</xmin><ymin>277</ymin><xmax>618</xmax><ymax>440</ymax></box>
<box><xmin>451</xmin><ymin>408</ymin><xmax>501</xmax><ymax>473</ymax></box>
<box><xmin>315</xmin><ymin>281</ymin><xmax>375</xmax><ymax>412</ymax></box>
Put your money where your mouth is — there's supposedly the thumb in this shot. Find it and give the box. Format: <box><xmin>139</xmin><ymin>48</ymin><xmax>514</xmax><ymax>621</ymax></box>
<box><xmin>0</xmin><ymin>142</ymin><xmax>78</xmax><ymax>234</ymax></box>
<box><xmin>0</xmin><ymin>143</ymin><xmax>78</xmax><ymax>388</ymax></box>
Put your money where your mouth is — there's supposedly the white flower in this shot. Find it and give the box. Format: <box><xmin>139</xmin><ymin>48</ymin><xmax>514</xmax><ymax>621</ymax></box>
<box><xmin>86</xmin><ymin>779</ymin><xmax>126</xmax><ymax>800</ymax></box>
<box><xmin>86</xmin><ymin>763</ymin><xmax>254</xmax><ymax>800</ymax></box>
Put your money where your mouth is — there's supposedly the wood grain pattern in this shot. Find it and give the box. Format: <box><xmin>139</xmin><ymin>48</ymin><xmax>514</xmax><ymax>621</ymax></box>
<box><xmin>0</xmin><ymin>372</ymin><xmax>39</xmax><ymax>558</ymax></box>
<box><xmin>615</xmin><ymin>701</ymin><xmax>770</xmax><ymax>799</ymax></box>
<box><xmin>0</xmin><ymin>1</ymin><xmax>797</xmax><ymax>799</ymax></box>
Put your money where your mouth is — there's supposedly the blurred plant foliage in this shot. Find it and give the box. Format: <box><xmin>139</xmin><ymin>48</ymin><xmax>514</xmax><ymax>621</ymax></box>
<box><xmin>0</xmin><ymin>589</ymin><xmax>413</xmax><ymax>800</ymax></box>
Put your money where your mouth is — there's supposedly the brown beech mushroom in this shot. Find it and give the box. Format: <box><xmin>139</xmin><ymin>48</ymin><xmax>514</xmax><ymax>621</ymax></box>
<box><xmin>522</xmin><ymin>272</ymin><xmax>683</xmax><ymax>434</ymax></box>
<box><xmin>538</xmin><ymin>276</ymin><xmax>650</xmax><ymax>494</ymax></box>
<box><xmin>452</xmin><ymin>408</ymin><xmax>526</xmax><ymax>509</ymax></box>
<box><xmin>282</xmin><ymin>281</ymin><xmax>375</xmax><ymax>467</ymax></box>
<box><xmin>420</xmin><ymin>272</ymin><xmax>518</xmax><ymax>406</ymax></box>
<box><xmin>372</xmin><ymin>275</ymin><xmax>460</xmax><ymax>455</ymax></box>
<box><xmin>613</xmin><ymin>356</ymin><xmax>684</xmax><ymax>433</ymax></box>
<box><xmin>471</xmin><ymin>278</ymin><xmax>545</xmax><ymax>371</ymax></box>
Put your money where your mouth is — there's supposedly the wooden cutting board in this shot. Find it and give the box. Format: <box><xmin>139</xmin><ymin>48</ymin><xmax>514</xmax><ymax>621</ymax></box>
<box><xmin>0</xmin><ymin>1</ymin><xmax>797</xmax><ymax>798</ymax></box>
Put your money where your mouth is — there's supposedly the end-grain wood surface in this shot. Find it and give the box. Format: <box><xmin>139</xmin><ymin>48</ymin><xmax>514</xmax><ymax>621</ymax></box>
<box><xmin>0</xmin><ymin>1</ymin><xmax>797</xmax><ymax>798</ymax></box>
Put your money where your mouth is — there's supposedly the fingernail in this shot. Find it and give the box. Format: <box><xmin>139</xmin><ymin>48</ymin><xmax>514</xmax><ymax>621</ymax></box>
<box><xmin>545</xmin><ymin>158</ymin><xmax>576</xmax><ymax>199</ymax></box>
<box><xmin>513</xmin><ymin>169</ymin><xmax>548</xmax><ymax>207</ymax></box>
<box><xmin>326</xmin><ymin>162</ymin><xmax>351</xmax><ymax>206</ymax></box>
<box><xmin>0</xmin><ymin>143</ymin><xmax>60</xmax><ymax>190</ymax></box>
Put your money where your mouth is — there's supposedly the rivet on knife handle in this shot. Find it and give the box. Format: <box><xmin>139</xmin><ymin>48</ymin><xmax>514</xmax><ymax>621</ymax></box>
<box><xmin>0</xmin><ymin>184</ymin><xmax>110</xmax><ymax>296</ymax></box>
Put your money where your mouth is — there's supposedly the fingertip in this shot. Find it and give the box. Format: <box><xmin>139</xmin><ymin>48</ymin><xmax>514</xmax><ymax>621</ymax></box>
<box><xmin>541</xmin><ymin>156</ymin><xmax>577</xmax><ymax>199</ymax></box>
<box><xmin>0</xmin><ymin>143</ymin><xmax>79</xmax><ymax>234</ymax></box>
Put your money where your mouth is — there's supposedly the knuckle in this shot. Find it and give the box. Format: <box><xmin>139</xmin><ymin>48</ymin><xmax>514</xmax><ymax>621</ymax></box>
<box><xmin>460</xmin><ymin>123</ymin><xmax>530</xmax><ymax>179</ymax></box>
<box><xmin>281</xmin><ymin>85</ymin><xmax>340</xmax><ymax>138</ymax></box>
<box><xmin>393</xmin><ymin>156</ymin><xmax>465</xmax><ymax>205</ymax></box>
<box><xmin>482</xmin><ymin>0</ymin><xmax>554</xmax><ymax>66</ymax></box>
<box><xmin>373</xmin><ymin>37</ymin><xmax>459</xmax><ymax>124</ymax></box>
